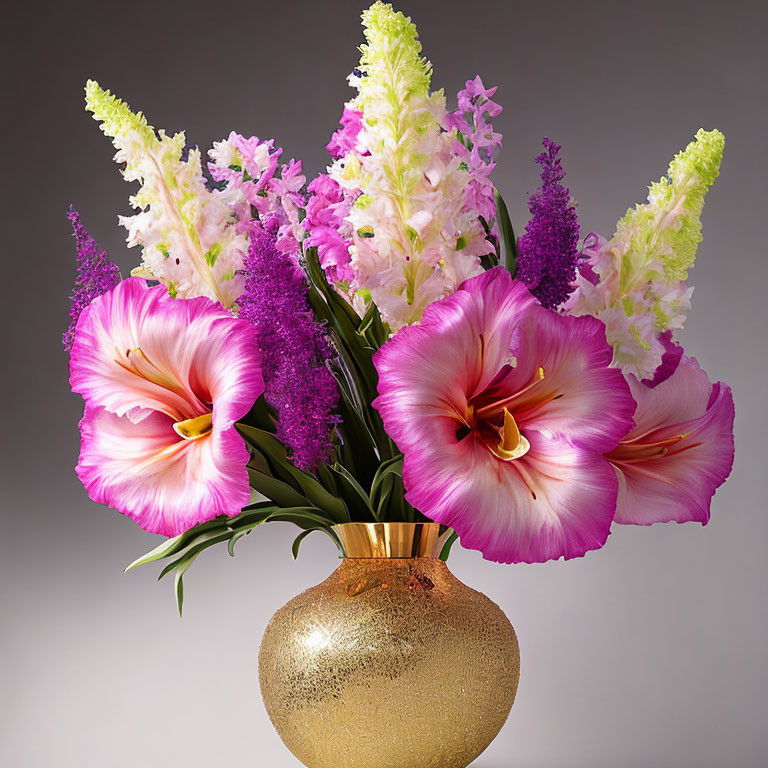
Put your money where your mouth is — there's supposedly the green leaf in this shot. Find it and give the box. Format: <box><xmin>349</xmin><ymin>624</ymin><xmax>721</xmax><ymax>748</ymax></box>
<box><xmin>238</xmin><ymin>499</ymin><xmax>286</xmax><ymax>514</ymax></box>
<box><xmin>125</xmin><ymin>500</ymin><xmax>339</xmax><ymax>613</ymax></box>
<box><xmin>333</xmin><ymin>385</ymin><xmax>379</xmax><ymax>485</ymax></box>
<box><xmin>336</xmin><ymin>324</ymin><xmax>378</xmax><ymax>403</ymax></box>
<box><xmin>157</xmin><ymin>504</ymin><xmax>330</xmax><ymax>582</ymax></box>
<box><xmin>305</xmin><ymin>247</ymin><xmax>362</xmax><ymax>331</ymax></box>
<box><xmin>331</xmin><ymin>344</ymin><xmax>372</xmax><ymax>416</ymax></box>
<box><xmin>228</xmin><ymin>530</ymin><xmax>250</xmax><ymax>557</ymax></box>
<box><xmin>240</xmin><ymin>395</ymin><xmax>279</xmax><ymax>433</ymax></box>
<box><xmin>480</xmin><ymin>251</ymin><xmax>500</xmax><ymax>271</ymax></box>
<box><xmin>478</xmin><ymin>214</ymin><xmax>501</xmax><ymax>269</ymax></box>
<box><xmin>306</xmin><ymin>282</ymin><xmax>334</xmax><ymax>328</ymax></box>
<box><xmin>173</xmin><ymin>550</ymin><xmax>201</xmax><ymax>617</ymax></box>
<box><xmin>303</xmin><ymin>248</ymin><xmax>395</xmax><ymax>464</ymax></box>
<box><xmin>292</xmin><ymin>529</ymin><xmax>317</xmax><ymax>559</ymax></box>
<box><xmin>386</xmin><ymin>474</ymin><xmax>410</xmax><ymax>521</ymax></box>
<box><xmin>151</xmin><ymin>506</ymin><xmax>281</xmax><ymax>580</ymax></box>
<box><xmin>293</xmin><ymin>526</ymin><xmax>346</xmax><ymax>559</ymax></box>
<box><xmin>315</xmin><ymin>462</ymin><xmax>339</xmax><ymax>496</ymax></box>
<box><xmin>125</xmin><ymin>535</ymin><xmax>186</xmax><ymax>572</ymax></box>
<box><xmin>368</xmin><ymin>454</ymin><xmax>415</xmax><ymax>522</ymax></box>
<box><xmin>370</xmin><ymin>454</ymin><xmax>404</xmax><ymax>505</ymax></box>
<box><xmin>374</xmin><ymin>473</ymin><xmax>395</xmax><ymax>519</ymax></box>
<box><xmin>124</xmin><ymin>516</ymin><xmax>228</xmax><ymax>572</ymax></box>
<box><xmin>439</xmin><ymin>531</ymin><xmax>459</xmax><ymax>561</ymax></box>
<box><xmin>305</xmin><ymin>249</ymin><xmax>380</xmax><ymax>398</ymax></box>
<box><xmin>234</xmin><ymin>505</ymin><xmax>330</xmax><ymax>530</ymax></box>
<box><xmin>494</xmin><ymin>187</ymin><xmax>518</xmax><ymax>278</ymax></box>
<box><xmin>237</xmin><ymin>424</ymin><xmax>349</xmax><ymax>524</ymax></box>
<box><xmin>176</xmin><ymin>572</ymin><xmax>184</xmax><ymax>616</ymax></box>
<box><xmin>246</xmin><ymin>466</ymin><xmax>309</xmax><ymax>507</ymax></box>
<box><xmin>275</xmin><ymin>509</ymin><xmax>335</xmax><ymax>527</ymax></box>
<box><xmin>358</xmin><ymin>300</ymin><xmax>390</xmax><ymax>349</ymax></box>
<box><xmin>157</xmin><ymin>529</ymin><xmax>235</xmax><ymax>580</ymax></box>
<box><xmin>329</xmin><ymin>463</ymin><xmax>376</xmax><ymax>522</ymax></box>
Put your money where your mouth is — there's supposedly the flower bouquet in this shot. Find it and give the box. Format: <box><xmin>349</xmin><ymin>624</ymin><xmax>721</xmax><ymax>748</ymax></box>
<box><xmin>64</xmin><ymin>3</ymin><xmax>734</xmax><ymax>767</ymax></box>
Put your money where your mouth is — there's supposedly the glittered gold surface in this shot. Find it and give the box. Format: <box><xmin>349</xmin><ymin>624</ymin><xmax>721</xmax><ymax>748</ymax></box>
<box><xmin>259</xmin><ymin>552</ymin><xmax>520</xmax><ymax>768</ymax></box>
<box><xmin>332</xmin><ymin>522</ymin><xmax>454</xmax><ymax>558</ymax></box>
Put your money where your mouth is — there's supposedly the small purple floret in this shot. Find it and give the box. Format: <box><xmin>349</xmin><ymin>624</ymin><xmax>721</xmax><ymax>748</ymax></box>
<box><xmin>516</xmin><ymin>138</ymin><xmax>580</xmax><ymax>309</ymax></box>
<box><xmin>239</xmin><ymin>222</ymin><xmax>339</xmax><ymax>471</ymax></box>
<box><xmin>63</xmin><ymin>206</ymin><xmax>121</xmax><ymax>352</ymax></box>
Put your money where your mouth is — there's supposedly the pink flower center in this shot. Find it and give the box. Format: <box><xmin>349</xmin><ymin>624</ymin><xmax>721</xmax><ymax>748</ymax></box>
<box><xmin>173</xmin><ymin>412</ymin><xmax>213</xmax><ymax>440</ymax></box>
<box><xmin>455</xmin><ymin>361</ymin><xmax>551</xmax><ymax>462</ymax></box>
<box><xmin>116</xmin><ymin>346</ymin><xmax>210</xmax><ymax>422</ymax></box>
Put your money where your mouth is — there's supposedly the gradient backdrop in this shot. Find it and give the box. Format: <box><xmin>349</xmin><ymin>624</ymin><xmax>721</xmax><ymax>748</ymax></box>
<box><xmin>2</xmin><ymin>1</ymin><xmax>766</xmax><ymax>766</ymax></box>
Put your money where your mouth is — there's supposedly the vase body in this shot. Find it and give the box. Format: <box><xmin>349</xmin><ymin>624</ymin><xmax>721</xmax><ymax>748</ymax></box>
<box><xmin>258</xmin><ymin>523</ymin><xmax>520</xmax><ymax>768</ymax></box>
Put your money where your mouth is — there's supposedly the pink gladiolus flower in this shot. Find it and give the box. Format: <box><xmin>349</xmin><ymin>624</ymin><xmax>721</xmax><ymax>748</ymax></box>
<box><xmin>607</xmin><ymin>356</ymin><xmax>735</xmax><ymax>525</ymax></box>
<box><xmin>373</xmin><ymin>267</ymin><xmax>636</xmax><ymax>564</ymax></box>
<box><xmin>69</xmin><ymin>278</ymin><xmax>264</xmax><ymax>536</ymax></box>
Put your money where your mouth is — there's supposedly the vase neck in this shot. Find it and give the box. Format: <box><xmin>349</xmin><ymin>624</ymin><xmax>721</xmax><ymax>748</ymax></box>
<box><xmin>331</xmin><ymin>522</ymin><xmax>453</xmax><ymax>559</ymax></box>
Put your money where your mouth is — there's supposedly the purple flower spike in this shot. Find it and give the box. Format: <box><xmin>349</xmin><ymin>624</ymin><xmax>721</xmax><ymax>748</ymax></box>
<box><xmin>239</xmin><ymin>223</ymin><xmax>339</xmax><ymax>471</ymax></box>
<box><xmin>517</xmin><ymin>138</ymin><xmax>580</xmax><ymax>310</ymax></box>
<box><xmin>63</xmin><ymin>206</ymin><xmax>121</xmax><ymax>352</ymax></box>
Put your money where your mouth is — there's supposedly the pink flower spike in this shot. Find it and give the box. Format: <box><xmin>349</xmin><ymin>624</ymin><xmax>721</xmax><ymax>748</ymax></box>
<box><xmin>326</xmin><ymin>107</ymin><xmax>364</xmax><ymax>160</ymax></box>
<box><xmin>607</xmin><ymin>356</ymin><xmax>735</xmax><ymax>526</ymax></box>
<box><xmin>373</xmin><ymin>267</ymin><xmax>636</xmax><ymax>564</ymax></box>
<box><xmin>70</xmin><ymin>278</ymin><xmax>264</xmax><ymax>536</ymax></box>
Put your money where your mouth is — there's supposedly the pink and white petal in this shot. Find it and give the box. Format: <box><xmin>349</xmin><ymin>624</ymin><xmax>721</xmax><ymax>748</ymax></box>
<box><xmin>402</xmin><ymin>431</ymin><xmax>618</xmax><ymax>564</ymax></box>
<box><xmin>373</xmin><ymin>269</ymin><xmax>535</xmax><ymax>450</ymax></box>
<box><xmin>70</xmin><ymin>279</ymin><xmax>205</xmax><ymax>419</ymax></box>
<box><xmin>453</xmin><ymin>269</ymin><xmax>538</xmax><ymax>396</ymax></box>
<box><xmin>625</xmin><ymin>356</ymin><xmax>713</xmax><ymax>438</ymax></box>
<box><xmin>612</xmin><ymin>372</ymin><xmax>735</xmax><ymax>525</ymax></box>
<box><xmin>373</xmin><ymin>292</ymin><xmax>484</xmax><ymax>448</ymax></box>
<box><xmin>131</xmin><ymin>295</ymin><xmax>260</xmax><ymax>421</ymax></box>
<box><xmin>374</xmin><ymin>266</ymin><xmax>629</xmax><ymax>564</ymax></box>
<box><xmin>192</xmin><ymin>317</ymin><xmax>264</xmax><ymax>428</ymax></box>
<box><xmin>640</xmin><ymin>330</ymin><xmax>684</xmax><ymax>388</ymax></box>
<box><xmin>501</xmin><ymin>307</ymin><xmax>636</xmax><ymax>452</ymax></box>
<box><xmin>70</xmin><ymin>278</ymin><xmax>263</xmax><ymax>424</ymax></box>
<box><xmin>77</xmin><ymin>405</ymin><xmax>251</xmax><ymax>537</ymax></box>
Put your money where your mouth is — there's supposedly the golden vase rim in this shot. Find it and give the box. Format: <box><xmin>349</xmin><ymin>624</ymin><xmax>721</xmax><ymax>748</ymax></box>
<box><xmin>331</xmin><ymin>522</ymin><xmax>454</xmax><ymax>559</ymax></box>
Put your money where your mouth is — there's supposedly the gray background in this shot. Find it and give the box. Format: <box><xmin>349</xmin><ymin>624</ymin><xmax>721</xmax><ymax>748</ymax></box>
<box><xmin>2</xmin><ymin>1</ymin><xmax>766</xmax><ymax>766</ymax></box>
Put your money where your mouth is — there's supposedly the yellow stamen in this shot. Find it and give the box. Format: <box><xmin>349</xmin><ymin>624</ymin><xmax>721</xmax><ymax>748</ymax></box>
<box><xmin>475</xmin><ymin>365</ymin><xmax>546</xmax><ymax>420</ymax></box>
<box><xmin>501</xmin><ymin>407</ymin><xmax>521</xmax><ymax>452</ymax></box>
<box><xmin>489</xmin><ymin>409</ymin><xmax>531</xmax><ymax>461</ymax></box>
<box><xmin>609</xmin><ymin>432</ymin><xmax>690</xmax><ymax>463</ymax></box>
<box><xmin>173</xmin><ymin>412</ymin><xmax>213</xmax><ymax>440</ymax></box>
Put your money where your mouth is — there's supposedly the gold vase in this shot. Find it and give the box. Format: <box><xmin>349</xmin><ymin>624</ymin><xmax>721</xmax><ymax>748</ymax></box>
<box><xmin>259</xmin><ymin>523</ymin><xmax>520</xmax><ymax>768</ymax></box>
